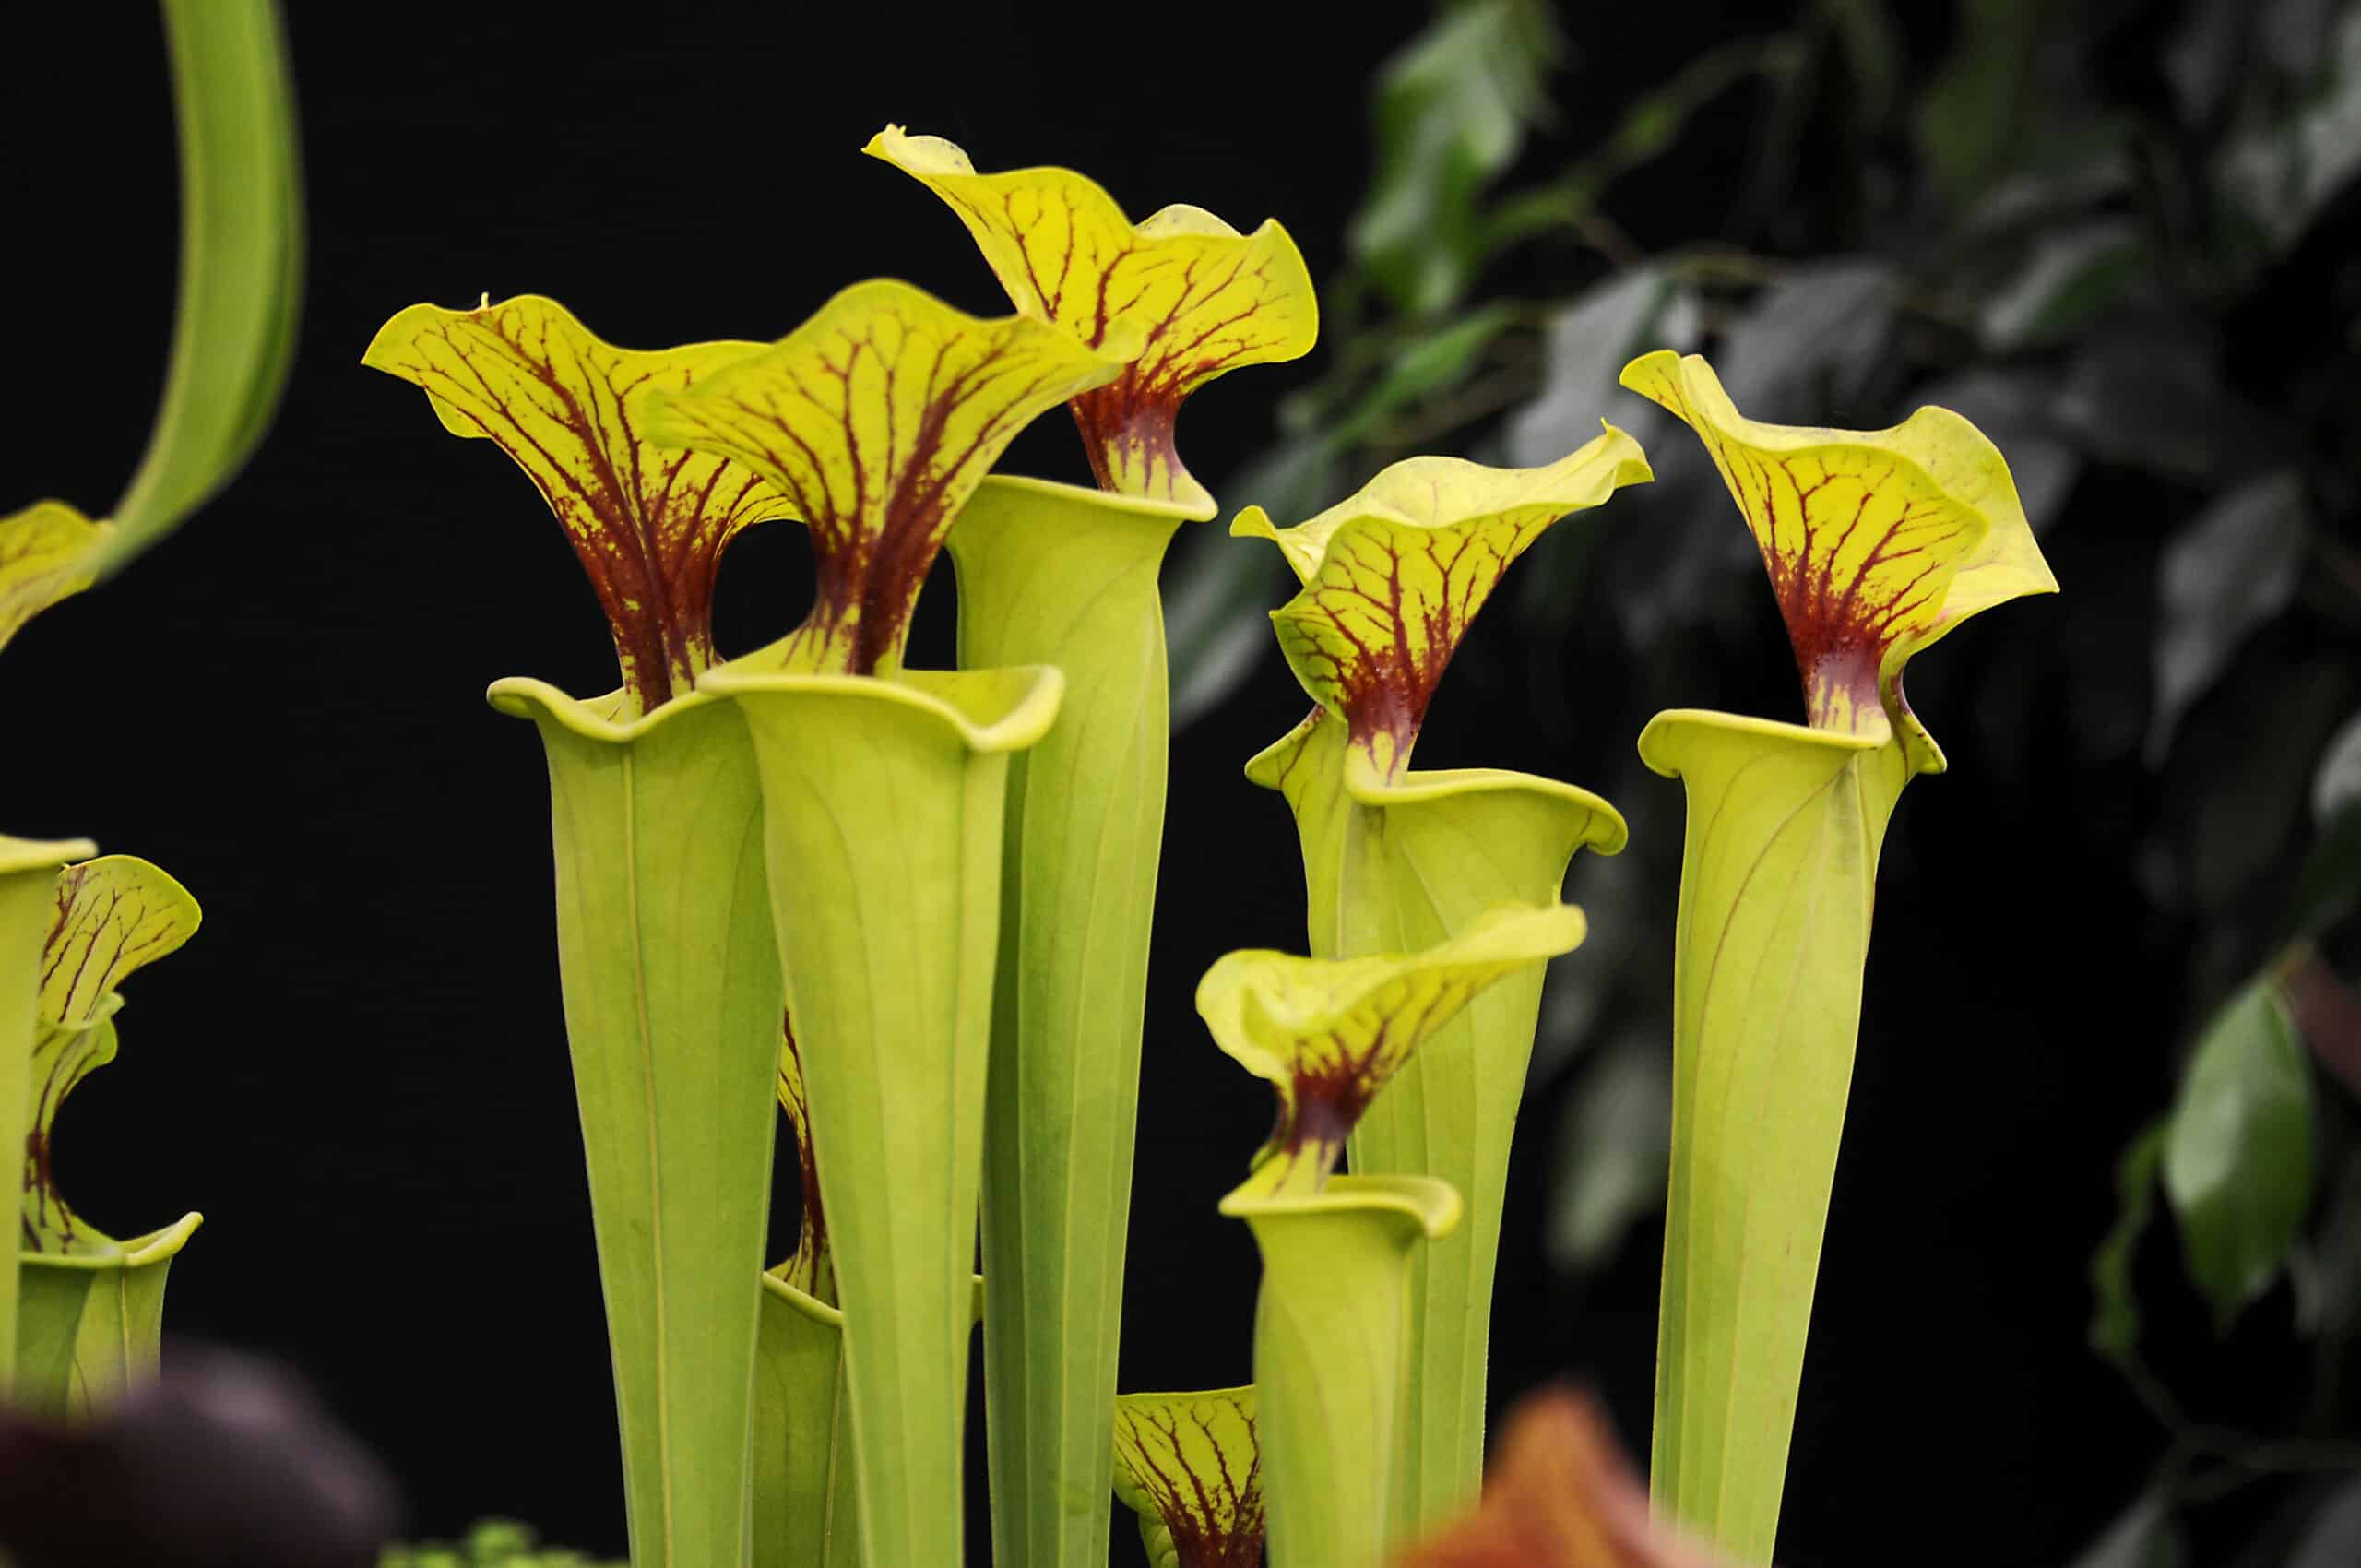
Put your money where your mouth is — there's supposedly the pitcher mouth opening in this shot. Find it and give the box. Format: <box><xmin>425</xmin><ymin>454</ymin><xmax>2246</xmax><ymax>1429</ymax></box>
<box><xmin>762</xmin><ymin>1268</ymin><xmax>986</xmax><ymax>1328</ymax></box>
<box><xmin>696</xmin><ymin>663</ymin><xmax>1066</xmax><ymax>755</ymax></box>
<box><xmin>1219</xmin><ymin>1172</ymin><xmax>1464</xmax><ymax>1241</ymax></box>
<box><xmin>486</xmin><ymin>675</ymin><xmax>732</xmax><ymax>744</ymax></box>
<box><xmin>20</xmin><ymin>1211</ymin><xmax>204</xmax><ymax>1271</ymax></box>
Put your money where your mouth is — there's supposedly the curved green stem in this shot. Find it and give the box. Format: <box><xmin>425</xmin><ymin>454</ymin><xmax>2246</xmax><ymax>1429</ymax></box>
<box><xmin>491</xmin><ymin>681</ymin><xmax>784</xmax><ymax>1568</ymax></box>
<box><xmin>1641</xmin><ymin>708</ymin><xmax>1910</xmax><ymax>1564</ymax></box>
<box><xmin>706</xmin><ymin>661</ymin><xmax>1061</xmax><ymax>1568</ymax></box>
<box><xmin>946</xmin><ymin>474</ymin><xmax>1198</xmax><ymax>1568</ymax></box>
<box><xmin>107</xmin><ymin>0</ymin><xmax>302</xmax><ymax>574</ymax></box>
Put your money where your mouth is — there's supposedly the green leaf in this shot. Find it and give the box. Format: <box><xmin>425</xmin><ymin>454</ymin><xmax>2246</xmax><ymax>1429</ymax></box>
<box><xmin>2088</xmin><ymin>1121</ymin><xmax>2165</xmax><ymax>1366</ymax></box>
<box><xmin>1348</xmin><ymin>0</ymin><xmax>1560</xmax><ymax>315</ymax></box>
<box><xmin>2163</xmin><ymin>980</ymin><xmax>2317</xmax><ymax>1326</ymax></box>
<box><xmin>105</xmin><ymin>0</ymin><xmax>303</xmax><ymax>575</ymax></box>
<box><xmin>1504</xmin><ymin>268</ymin><xmax>1677</xmax><ymax>467</ymax></box>
<box><xmin>1913</xmin><ymin>0</ymin><xmax>2045</xmax><ymax>202</ymax></box>
<box><xmin>1334</xmin><ymin>307</ymin><xmax>1516</xmax><ymax>447</ymax></box>
<box><xmin>1977</xmin><ymin>221</ymin><xmax>2146</xmax><ymax>352</ymax></box>
<box><xmin>2218</xmin><ymin>7</ymin><xmax>2361</xmax><ymax>258</ymax></box>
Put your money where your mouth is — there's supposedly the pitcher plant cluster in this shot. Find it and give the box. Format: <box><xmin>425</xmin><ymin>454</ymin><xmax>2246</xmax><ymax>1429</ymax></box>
<box><xmin>0</xmin><ymin>0</ymin><xmax>298</xmax><ymax>1471</ymax></box>
<box><xmin>349</xmin><ymin>125</ymin><xmax>2057</xmax><ymax>1568</ymax></box>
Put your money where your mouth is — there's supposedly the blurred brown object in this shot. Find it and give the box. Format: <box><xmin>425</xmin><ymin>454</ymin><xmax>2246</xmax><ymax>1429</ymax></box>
<box><xmin>0</xmin><ymin>1344</ymin><xmax>398</xmax><ymax>1568</ymax></box>
<box><xmin>1395</xmin><ymin>1386</ymin><xmax>1737</xmax><ymax>1568</ymax></box>
<box><xmin>2285</xmin><ymin>944</ymin><xmax>2361</xmax><ymax>1099</ymax></box>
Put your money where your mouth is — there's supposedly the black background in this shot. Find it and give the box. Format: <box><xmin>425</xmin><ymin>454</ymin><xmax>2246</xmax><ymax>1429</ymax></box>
<box><xmin>2</xmin><ymin>3</ymin><xmax>2189</xmax><ymax>1563</ymax></box>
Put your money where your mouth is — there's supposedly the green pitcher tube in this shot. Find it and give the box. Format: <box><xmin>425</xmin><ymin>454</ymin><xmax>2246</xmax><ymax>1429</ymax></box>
<box><xmin>1223</xmin><ymin>1174</ymin><xmax>1462</xmax><ymax>1568</ymax></box>
<box><xmin>753</xmin><ymin>1272</ymin><xmax>986</xmax><ymax>1568</ymax></box>
<box><xmin>1642</xmin><ymin>712</ymin><xmax>1907</xmax><ymax>1562</ymax></box>
<box><xmin>705</xmin><ymin>662</ymin><xmax>1062</xmax><ymax>1568</ymax></box>
<box><xmin>18</xmin><ymin>1215</ymin><xmax>203</xmax><ymax>1415</ymax></box>
<box><xmin>946</xmin><ymin>473</ymin><xmax>1201</xmax><ymax>1568</ymax></box>
<box><xmin>1615</xmin><ymin>347</ymin><xmax>2058</xmax><ymax>1564</ymax></box>
<box><xmin>491</xmin><ymin>680</ymin><xmax>784</xmax><ymax>1568</ymax></box>
<box><xmin>0</xmin><ymin>836</ymin><xmax>96</xmax><ymax>1387</ymax></box>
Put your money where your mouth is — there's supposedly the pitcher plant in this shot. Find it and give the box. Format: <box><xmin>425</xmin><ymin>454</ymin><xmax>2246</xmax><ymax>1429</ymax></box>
<box><xmin>363</xmin><ymin>295</ymin><xmax>796</xmax><ymax>1568</ymax></box>
<box><xmin>1618</xmin><ymin>349</ymin><xmax>2058</xmax><ymax>1564</ymax></box>
<box><xmin>1233</xmin><ymin>434</ymin><xmax>1649</xmax><ymax>1534</ymax></box>
<box><xmin>643</xmin><ymin>274</ymin><xmax>1133</xmax><ymax>1568</ymax></box>
<box><xmin>1204</xmin><ymin>901</ymin><xmax>1587</xmax><ymax>1568</ymax></box>
<box><xmin>864</xmin><ymin>124</ymin><xmax>1322</xmax><ymax>1568</ymax></box>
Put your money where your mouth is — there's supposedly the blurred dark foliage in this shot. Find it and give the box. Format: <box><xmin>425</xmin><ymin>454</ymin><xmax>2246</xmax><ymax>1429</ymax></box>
<box><xmin>0</xmin><ymin>1346</ymin><xmax>394</xmax><ymax>1568</ymax></box>
<box><xmin>1169</xmin><ymin>0</ymin><xmax>2361</xmax><ymax>1561</ymax></box>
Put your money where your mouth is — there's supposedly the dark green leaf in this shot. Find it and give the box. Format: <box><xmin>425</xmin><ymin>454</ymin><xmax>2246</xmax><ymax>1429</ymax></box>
<box><xmin>1335</xmin><ymin>305</ymin><xmax>1516</xmax><ymax>445</ymax></box>
<box><xmin>1348</xmin><ymin>0</ymin><xmax>1558</xmax><ymax>315</ymax></box>
<box><xmin>2163</xmin><ymin>980</ymin><xmax>2318</xmax><ymax>1326</ymax></box>
<box><xmin>2147</xmin><ymin>470</ymin><xmax>2309</xmax><ymax>763</ymax></box>
<box><xmin>2053</xmin><ymin>329</ymin><xmax>2280</xmax><ymax>484</ymax></box>
<box><xmin>2216</xmin><ymin>8</ymin><xmax>2361</xmax><ymax>258</ymax></box>
<box><xmin>1914</xmin><ymin>0</ymin><xmax>2044</xmax><ymax>201</ymax></box>
<box><xmin>1819</xmin><ymin>0</ymin><xmax>1902</xmax><ymax>128</ymax></box>
<box><xmin>1714</xmin><ymin>258</ymin><xmax>1898</xmax><ymax>416</ymax></box>
<box><xmin>2289</xmin><ymin>1478</ymin><xmax>2361</xmax><ymax>1568</ymax></box>
<box><xmin>1505</xmin><ymin>267</ymin><xmax>1677</xmax><ymax>467</ymax></box>
<box><xmin>1977</xmin><ymin>220</ymin><xmax>2146</xmax><ymax>351</ymax></box>
<box><xmin>2090</xmin><ymin>1121</ymin><xmax>2166</xmax><ymax>1366</ymax></box>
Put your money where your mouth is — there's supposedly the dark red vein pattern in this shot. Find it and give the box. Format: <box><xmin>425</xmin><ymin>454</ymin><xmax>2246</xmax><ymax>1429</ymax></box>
<box><xmin>870</xmin><ymin>130</ymin><xmax>1317</xmax><ymax>513</ymax></box>
<box><xmin>25</xmin><ymin>858</ymin><xmax>198</xmax><ymax>1253</ymax></box>
<box><xmin>1625</xmin><ymin>358</ymin><xmax>1987</xmax><ymax>738</ymax></box>
<box><xmin>1275</xmin><ymin>511</ymin><xmax>1553</xmax><ymax>781</ymax></box>
<box><xmin>642</xmin><ymin>281</ymin><xmax>1120</xmax><ymax>676</ymax></box>
<box><xmin>362</xmin><ymin>297</ymin><xmax>789</xmax><ymax>712</ymax></box>
<box><xmin>1204</xmin><ymin>932</ymin><xmax>1574</xmax><ymax>1194</ymax></box>
<box><xmin>1252</xmin><ymin>440</ymin><xmax>1649</xmax><ymax>780</ymax></box>
<box><xmin>1112</xmin><ymin>1391</ymin><xmax>1264</xmax><ymax>1568</ymax></box>
<box><xmin>774</xmin><ymin>1011</ymin><xmax>832</xmax><ymax>1302</ymax></box>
